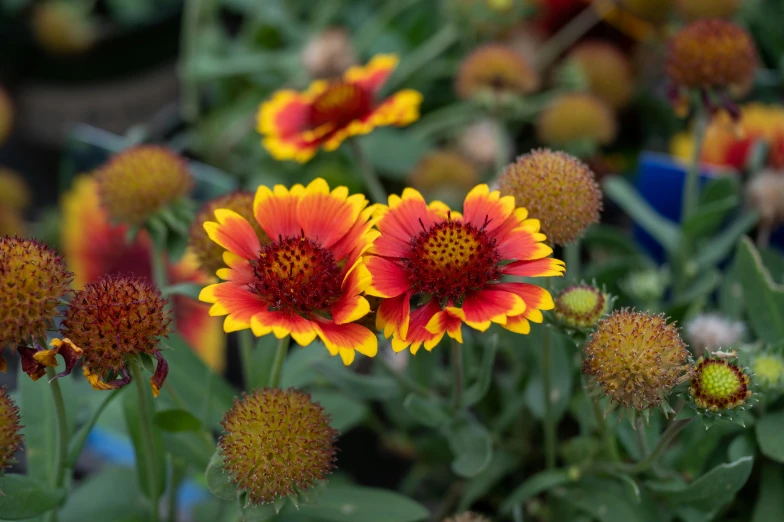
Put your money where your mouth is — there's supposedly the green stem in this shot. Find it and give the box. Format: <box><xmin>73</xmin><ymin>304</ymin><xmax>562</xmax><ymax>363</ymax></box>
<box><xmin>629</xmin><ymin>418</ymin><xmax>693</xmax><ymax>474</ymax></box>
<box><xmin>67</xmin><ymin>388</ymin><xmax>122</xmax><ymax>467</ymax></box>
<box><xmin>267</xmin><ymin>336</ymin><xmax>291</xmax><ymax>388</ymax></box>
<box><xmin>681</xmin><ymin>96</ymin><xmax>708</xmax><ymax>222</ymax></box>
<box><xmin>349</xmin><ymin>139</ymin><xmax>387</xmax><ymax>204</ymax></box>
<box><xmin>634</xmin><ymin>417</ymin><xmax>650</xmax><ymax>459</ymax></box>
<box><xmin>168</xmin><ymin>458</ymin><xmax>185</xmax><ymax>522</ymax></box>
<box><xmin>129</xmin><ymin>358</ymin><xmax>161</xmax><ymax>522</ymax></box>
<box><xmin>534</xmin><ymin>3</ymin><xmax>603</xmax><ymax>70</ymax></box>
<box><xmin>238</xmin><ymin>330</ymin><xmax>255</xmax><ymax>390</ymax></box>
<box><xmin>44</xmin><ymin>367</ymin><xmax>69</xmax><ymax>522</ymax></box>
<box><xmin>565</xmin><ymin>240</ymin><xmax>581</xmax><ymax>282</ymax></box>
<box><xmin>376</xmin><ymin>355</ymin><xmax>431</xmax><ymax>397</ymax></box>
<box><xmin>180</xmin><ymin>0</ymin><xmax>204</xmax><ymax>122</ymax></box>
<box><xmin>591</xmin><ymin>396</ymin><xmax>621</xmax><ymax>462</ymax></box>
<box><xmin>451</xmin><ymin>338</ymin><xmax>464</xmax><ymax>411</ymax></box>
<box><xmin>541</xmin><ymin>326</ymin><xmax>556</xmax><ymax>468</ymax></box>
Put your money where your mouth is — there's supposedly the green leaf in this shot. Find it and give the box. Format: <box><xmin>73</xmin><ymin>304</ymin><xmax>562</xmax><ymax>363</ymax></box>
<box><xmin>566</xmin><ymin>478</ymin><xmax>659</xmax><ymax>522</ymax></box>
<box><xmin>162</xmin><ymin>282</ymin><xmax>204</xmax><ymax>300</ymax></box>
<box><xmin>463</xmin><ymin>335</ymin><xmax>498</xmax><ymax>407</ymax></box>
<box><xmin>154</xmin><ymin>408</ymin><xmax>202</xmax><ymax>432</ymax></box>
<box><xmin>671</xmin><ymin>268</ymin><xmax>721</xmax><ymax>307</ymax></box>
<box><xmin>602</xmin><ymin>176</ymin><xmax>681</xmax><ymax>253</ymax></box>
<box><xmin>647</xmin><ymin>457</ymin><xmax>753</xmax><ymax>507</ymax></box>
<box><xmin>696</xmin><ymin>211</ymin><xmax>760</xmax><ymax>270</ymax></box>
<box><xmin>280</xmin><ymin>344</ymin><xmax>330</xmax><ymax>388</ymax></box>
<box><xmin>241</xmin><ymin>503</ymin><xmax>278</xmax><ymax>521</ymax></box>
<box><xmin>582</xmin><ymin>225</ymin><xmax>651</xmax><ymax>259</ymax></box>
<box><xmin>728</xmin><ymin>433</ymin><xmax>756</xmax><ymax>462</ymax></box>
<box><xmin>458</xmin><ymin>450</ymin><xmax>521</xmax><ymax>511</ymax></box>
<box><xmin>524</xmin><ymin>331</ymin><xmax>573</xmax><ymax>421</ymax></box>
<box><xmin>447</xmin><ymin>417</ymin><xmax>493</xmax><ymax>478</ymax></box>
<box><xmin>312</xmin><ymin>359</ymin><xmax>400</xmax><ymax>400</ymax></box>
<box><xmin>162</xmin><ymin>430</ymin><xmax>214</xmax><ymax>471</ymax></box>
<box><xmin>205</xmin><ymin>451</ymin><xmax>238</xmax><ymax>502</ymax></box>
<box><xmin>501</xmin><ymin>469</ymin><xmax>572</xmax><ymax>513</ymax></box>
<box><xmin>403</xmin><ymin>394</ymin><xmax>450</xmax><ymax>429</ymax></box>
<box><xmin>699</xmin><ymin>175</ymin><xmax>741</xmax><ymax>206</ymax></box>
<box><xmin>753</xmin><ymin>461</ymin><xmax>784</xmax><ymax>522</ymax></box>
<box><xmin>309</xmin><ymin>390</ymin><xmax>368</xmax><ymax>432</ymax></box>
<box><xmin>0</xmin><ymin>475</ymin><xmax>65</xmax><ymax>520</ymax></box>
<box><xmin>756</xmin><ymin>409</ymin><xmax>784</xmax><ymax>462</ymax></box>
<box><xmin>355</xmin><ymin>129</ymin><xmax>432</xmax><ymax>179</ymax></box>
<box><xmin>122</xmin><ymin>386</ymin><xmax>166</xmax><ymax>499</ymax></box>
<box><xmin>682</xmin><ymin>196</ymin><xmax>739</xmax><ymax>239</ymax></box>
<box><xmin>292</xmin><ymin>485</ymin><xmax>429</xmax><ymax>522</ymax></box>
<box><xmin>67</xmin><ymin>388</ymin><xmax>122</xmax><ymax>466</ymax></box>
<box><xmin>59</xmin><ymin>466</ymin><xmax>147</xmax><ymax>522</ymax></box>
<box><xmin>733</xmin><ymin>237</ymin><xmax>784</xmax><ymax>344</ymax></box>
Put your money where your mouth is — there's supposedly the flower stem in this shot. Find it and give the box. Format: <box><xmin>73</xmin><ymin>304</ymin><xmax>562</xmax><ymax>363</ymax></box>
<box><xmin>376</xmin><ymin>355</ymin><xmax>431</xmax><ymax>397</ymax></box>
<box><xmin>535</xmin><ymin>3</ymin><xmax>603</xmax><ymax>70</ymax></box>
<box><xmin>266</xmin><ymin>336</ymin><xmax>290</xmax><ymax>388</ymax></box>
<box><xmin>129</xmin><ymin>358</ymin><xmax>161</xmax><ymax>522</ymax></box>
<box><xmin>590</xmin><ymin>395</ymin><xmax>621</xmax><ymax>462</ymax></box>
<box><xmin>565</xmin><ymin>239</ymin><xmax>581</xmax><ymax>282</ymax></box>
<box><xmin>541</xmin><ymin>326</ymin><xmax>556</xmax><ymax>468</ymax></box>
<box><xmin>238</xmin><ymin>329</ymin><xmax>255</xmax><ymax>390</ymax></box>
<box><xmin>629</xmin><ymin>418</ymin><xmax>694</xmax><ymax>474</ymax></box>
<box><xmin>349</xmin><ymin>139</ymin><xmax>387</xmax><ymax>204</ymax></box>
<box><xmin>450</xmin><ymin>337</ymin><xmax>464</xmax><ymax>411</ymax></box>
<box><xmin>44</xmin><ymin>367</ymin><xmax>68</xmax><ymax>522</ymax></box>
<box><xmin>681</xmin><ymin>95</ymin><xmax>708</xmax><ymax>222</ymax></box>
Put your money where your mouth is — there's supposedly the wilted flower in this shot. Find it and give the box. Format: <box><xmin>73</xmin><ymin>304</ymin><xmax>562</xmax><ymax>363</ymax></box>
<box><xmin>199</xmin><ymin>178</ymin><xmax>378</xmax><ymax>365</ymax></box>
<box><xmin>0</xmin><ymin>387</ymin><xmax>23</xmax><ymax>474</ymax></box>
<box><xmin>536</xmin><ymin>93</ymin><xmax>617</xmax><ymax>148</ymax></box>
<box><xmin>62</xmin><ymin>176</ymin><xmax>224</xmax><ymax>370</ymax></box>
<box><xmin>0</xmin><ymin>87</ymin><xmax>12</xmax><ymax>145</ymax></box>
<box><xmin>302</xmin><ymin>27</ymin><xmax>357</xmax><ymax>79</ymax></box>
<box><xmin>258</xmin><ymin>55</ymin><xmax>422</xmax><ymax>163</ymax></box>
<box><xmin>444</xmin><ymin>513</ymin><xmax>492</xmax><ymax>522</ymax></box>
<box><xmin>189</xmin><ymin>192</ymin><xmax>269</xmax><ymax>277</ymax></box>
<box><xmin>746</xmin><ymin>171</ymin><xmax>784</xmax><ymax>230</ymax></box>
<box><xmin>689</xmin><ymin>355</ymin><xmax>751</xmax><ymax>410</ymax></box>
<box><xmin>497</xmin><ymin>149</ymin><xmax>602</xmax><ymax>246</ymax></box>
<box><xmin>666</xmin><ymin>19</ymin><xmax>756</xmax><ymax>92</ymax></box>
<box><xmin>0</xmin><ymin>236</ymin><xmax>73</xmax><ymax>372</ymax></box>
<box><xmin>685</xmin><ymin>313</ymin><xmax>745</xmax><ymax>354</ymax></box>
<box><xmin>567</xmin><ymin>41</ymin><xmax>634</xmax><ymax>110</ymax></box>
<box><xmin>676</xmin><ymin>0</ymin><xmax>740</xmax><ymax>20</ymax></box>
<box><xmin>455</xmin><ymin>44</ymin><xmax>539</xmax><ymax>101</ymax></box>
<box><xmin>555</xmin><ymin>285</ymin><xmax>609</xmax><ymax>328</ymax></box>
<box><xmin>458</xmin><ymin>120</ymin><xmax>507</xmax><ymax>169</ymax></box>
<box><xmin>32</xmin><ymin>2</ymin><xmax>97</xmax><ymax>54</ymax></box>
<box><xmin>583</xmin><ymin>310</ymin><xmax>692</xmax><ymax>411</ymax></box>
<box><xmin>95</xmin><ymin>145</ymin><xmax>193</xmax><ymax>227</ymax></box>
<box><xmin>365</xmin><ymin>184</ymin><xmax>564</xmax><ymax>353</ymax></box>
<box><xmin>408</xmin><ymin>151</ymin><xmax>479</xmax><ymax>204</ymax></box>
<box><xmin>59</xmin><ymin>275</ymin><xmax>171</xmax><ymax>396</ymax></box>
<box><xmin>219</xmin><ymin>388</ymin><xmax>337</xmax><ymax>505</ymax></box>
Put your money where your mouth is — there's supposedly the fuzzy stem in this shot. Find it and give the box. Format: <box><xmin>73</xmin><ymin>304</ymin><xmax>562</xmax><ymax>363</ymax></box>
<box><xmin>681</xmin><ymin>96</ymin><xmax>708</xmax><ymax>222</ymax></box>
<box><xmin>630</xmin><ymin>418</ymin><xmax>694</xmax><ymax>474</ymax></box>
<box><xmin>451</xmin><ymin>338</ymin><xmax>464</xmax><ymax>411</ymax></box>
<box><xmin>129</xmin><ymin>358</ymin><xmax>161</xmax><ymax>522</ymax></box>
<box><xmin>44</xmin><ymin>367</ymin><xmax>69</xmax><ymax>522</ymax></box>
<box><xmin>591</xmin><ymin>396</ymin><xmax>621</xmax><ymax>462</ymax></box>
<box><xmin>238</xmin><ymin>330</ymin><xmax>255</xmax><ymax>390</ymax></box>
<box><xmin>350</xmin><ymin>139</ymin><xmax>387</xmax><ymax>204</ymax></box>
<box><xmin>541</xmin><ymin>325</ymin><xmax>556</xmax><ymax>468</ymax></box>
<box><xmin>266</xmin><ymin>336</ymin><xmax>291</xmax><ymax>389</ymax></box>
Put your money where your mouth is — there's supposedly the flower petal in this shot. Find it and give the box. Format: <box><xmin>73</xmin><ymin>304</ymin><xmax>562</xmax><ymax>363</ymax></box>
<box><xmin>502</xmin><ymin>258</ymin><xmax>566</xmax><ymax>277</ymax></box>
<box><xmin>297</xmin><ymin>179</ymin><xmax>368</xmax><ymax>248</ymax></box>
<box><xmin>253</xmin><ymin>183</ymin><xmax>305</xmax><ymax>240</ymax></box>
<box><xmin>492</xmin><ymin>282</ymin><xmax>555</xmax><ymax>311</ymax></box>
<box><xmin>462</xmin><ymin>184</ymin><xmax>515</xmax><ymax>234</ymax></box>
<box><xmin>33</xmin><ymin>338</ymin><xmax>84</xmax><ymax>379</ymax></box>
<box><xmin>364</xmin><ymin>256</ymin><xmax>411</xmax><ymax>298</ymax></box>
<box><xmin>312</xmin><ymin>319</ymin><xmax>378</xmax><ymax>364</ymax></box>
<box><xmin>344</xmin><ymin>54</ymin><xmax>399</xmax><ymax>94</ymax></box>
<box><xmin>250</xmin><ymin>311</ymin><xmax>317</xmax><ymax>347</ymax></box>
<box><xmin>257</xmin><ymin>90</ymin><xmax>322</xmax><ymax>163</ymax></box>
<box><xmin>149</xmin><ymin>351</ymin><xmax>169</xmax><ymax>398</ymax></box>
<box><xmin>378</xmin><ymin>188</ymin><xmax>432</xmax><ymax>244</ymax></box>
<box><xmin>377</xmin><ymin>292</ymin><xmax>411</xmax><ymax>339</ymax></box>
<box><xmin>199</xmin><ymin>283</ymin><xmax>266</xmax><ymax>333</ymax></box>
<box><xmin>331</xmin><ymin>265</ymin><xmax>372</xmax><ymax>325</ymax></box>
<box><xmin>496</xmin><ymin>228</ymin><xmax>553</xmax><ymax>261</ymax></box>
<box><xmin>18</xmin><ymin>346</ymin><xmax>47</xmax><ymax>381</ymax></box>
<box><xmin>425</xmin><ymin>309</ymin><xmax>464</xmax><ymax>344</ymax></box>
<box><xmin>204</xmin><ymin>209</ymin><xmax>260</xmax><ymax>260</ymax></box>
<box><xmin>446</xmin><ymin>289</ymin><xmax>525</xmax><ymax>332</ymax></box>
<box><xmin>394</xmin><ymin>299</ymin><xmax>444</xmax><ymax>354</ymax></box>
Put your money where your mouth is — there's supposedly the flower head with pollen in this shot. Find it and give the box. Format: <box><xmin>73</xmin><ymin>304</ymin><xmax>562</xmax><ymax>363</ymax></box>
<box><xmin>258</xmin><ymin>55</ymin><xmax>422</xmax><ymax>163</ymax></box>
<box><xmin>456</xmin><ymin>44</ymin><xmax>539</xmax><ymax>101</ymax></box>
<box><xmin>190</xmin><ymin>192</ymin><xmax>269</xmax><ymax>277</ymax></box>
<box><xmin>60</xmin><ymin>275</ymin><xmax>171</xmax><ymax>395</ymax></box>
<box><xmin>666</xmin><ymin>19</ymin><xmax>756</xmax><ymax>92</ymax></box>
<box><xmin>364</xmin><ymin>185</ymin><xmax>565</xmax><ymax>354</ymax></box>
<box><xmin>567</xmin><ymin>41</ymin><xmax>634</xmax><ymax>110</ymax></box>
<box><xmin>536</xmin><ymin>93</ymin><xmax>617</xmax><ymax>148</ymax></box>
<box><xmin>219</xmin><ymin>388</ymin><xmax>337</xmax><ymax>505</ymax></box>
<box><xmin>497</xmin><ymin>150</ymin><xmax>602</xmax><ymax>246</ymax></box>
<box><xmin>0</xmin><ymin>86</ymin><xmax>12</xmax><ymax>145</ymax></box>
<box><xmin>583</xmin><ymin>310</ymin><xmax>692</xmax><ymax>411</ymax></box>
<box><xmin>95</xmin><ymin>145</ymin><xmax>193</xmax><ymax>227</ymax></box>
<box><xmin>0</xmin><ymin>237</ymin><xmax>73</xmax><ymax>372</ymax></box>
<box><xmin>555</xmin><ymin>285</ymin><xmax>609</xmax><ymax>328</ymax></box>
<box><xmin>199</xmin><ymin>178</ymin><xmax>379</xmax><ymax>365</ymax></box>
<box><xmin>443</xmin><ymin>512</ymin><xmax>492</xmax><ymax>522</ymax></box>
<box><xmin>0</xmin><ymin>387</ymin><xmax>23</xmax><ymax>474</ymax></box>
<box><xmin>689</xmin><ymin>356</ymin><xmax>751</xmax><ymax>411</ymax></box>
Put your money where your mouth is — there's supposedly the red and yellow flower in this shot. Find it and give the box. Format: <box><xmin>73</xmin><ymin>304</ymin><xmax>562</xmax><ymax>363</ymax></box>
<box><xmin>257</xmin><ymin>54</ymin><xmax>423</xmax><ymax>163</ymax></box>
<box><xmin>198</xmin><ymin>178</ymin><xmax>379</xmax><ymax>365</ymax></box>
<box><xmin>61</xmin><ymin>176</ymin><xmax>225</xmax><ymax>371</ymax></box>
<box><xmin>364</xmin><ymin>185</ymin><xmax>565</xmax><ymax>353</ymax></box>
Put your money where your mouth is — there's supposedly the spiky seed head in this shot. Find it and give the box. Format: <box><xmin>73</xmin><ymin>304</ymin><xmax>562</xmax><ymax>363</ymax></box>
<box><xmin>95</xmin><ymin>145</ymin><xmax>192</xmax><ymax>227</ymax></box>
<box><xmin>689</xmin><ymin>356</ymin><xmax>751</xmax><ymax>410</ymax></box>
<box><xmin>302</xmin><ymin>27</ymin><xmax>357</xmax><ymax>79</ymax></box>
<box><xmin>60</xmin><ymin>275</ymin><xmax>170</xmax><ymax>379</ymax></box>
<box><xmin>0</xmin><ymin>387</ymin><xmax>23</xmax><ymax>473</ymax></box>
<box><xmin>666</xmin><ymin>19</ymin><xmax>757</xmax><ymax>91</ymax></box>
<box><xmin>0</xmin><ymin>237</ymin><xmax>73</xmax><ymax>351</ymax></box>
<box><xmin>219</xmin><ymin>388</ymin><xmax>337</xmax><ymax>505</ymax></box>
<box><xmin>555</xmin><ymin>285</ymin><xmax>608</xmax><ymax>328</ymax></box>
<box><xmin>189</xmin><ymin>192</ymin><xmax>269</xmax><ymax>276</ymax></box>
<box><xmin>455</xmin><ymin>44</ymin><xmax>539</xmax><ymax>100</ymax></box>
<box><xmin>676</xmin><ymin>0</ymin><xmax>740</xmax><ymax>20</ymax></box>
<box><xmin>443</xmin><ymin>512</ymin><xmax>492</xmax><ymax>522</ymax></box>
<box><xmin>0</xmin><ymin>87</ymin><xmax>12</xmax><ymax>145</ymax></box>
<box><xmin>498</xmin><ymin>149</ymin><xmax>602</xmax><ymax>245</ymax></box>
<box><xmin>408</xmin><ymin>151</ymin><xmax>479</xmax><ymax>203</ymax></box>
<box><xmin>536</xmin><ymin>93</ymin><xmax>617</xmax><ymax>147</ymax></box>
<box><xmin>567</xmin><ymin>41</ymin><xmax>634</xmax><ymax>110</ymax></box>
<box><xmin>583</xmin><ymin>309</ymin><xmax>692</xmax><ymax>411</ymax></box>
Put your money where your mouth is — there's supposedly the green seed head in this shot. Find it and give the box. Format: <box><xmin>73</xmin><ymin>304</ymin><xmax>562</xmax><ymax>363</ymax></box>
<box><xmin>555</xmin><ymin>284</ymin><xmax>607</xmax><ymax>328</ymax></box>
<box><xmin>689</xmin><ymin>356</ymin><xmax>751</xmax><ymax>411</ymax></box>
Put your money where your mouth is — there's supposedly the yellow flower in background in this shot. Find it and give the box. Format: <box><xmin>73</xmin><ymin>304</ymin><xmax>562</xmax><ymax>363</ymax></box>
<box><xmin>407</xmin><ymin>150</ymin><xmax>479</xmax><ymax>205</ymax></box>
<box><xmin>32</xmin><ymin>1</ymin><xmax>97</xmax><ymax>55</ymax></box>
<box><xmin>536</xmin><ymin>93</ymin><xmax>617</xmax><ymax>148</ymax></box>
<box><xmin>566</xmin><ymin>41</ymin><xmax>634</xmax><ymax>110</ymax></box>
<box><xmin>455</xmin><ymin>44</ymin><xmax>539</xmax><ymax>100</ymax></box>
<box><xmin>258</xmin><ymin>55</ymin><xmax>423</xmax><ymax>163</ymax></box>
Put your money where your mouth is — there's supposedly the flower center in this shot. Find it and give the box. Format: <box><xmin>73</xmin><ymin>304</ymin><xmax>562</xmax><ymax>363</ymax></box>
<box><xmin>308</xmin><ymin>82</ymin><xmax>372</xmax><ymax>129</ymax></box>
<box><xmin>753</xmin><ymin>355</ymin><xmax>784</xmax><ymax>385</ymax></box>
<box><xmin>250</xmin><ymin>235</ymin><xmax>342</xmax><ymax>315</ymax></box>
<box><xmin>404</xmin><ymin>217</ymin><xmax>501</xmax><ymax>303</ymax></box>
